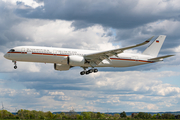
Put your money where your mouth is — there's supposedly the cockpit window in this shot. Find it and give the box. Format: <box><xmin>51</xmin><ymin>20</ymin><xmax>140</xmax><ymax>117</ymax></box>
<box><xmin>8</xmin><ymin>49</ymin><xmax>15</xmax><ymax>52</ymax></box>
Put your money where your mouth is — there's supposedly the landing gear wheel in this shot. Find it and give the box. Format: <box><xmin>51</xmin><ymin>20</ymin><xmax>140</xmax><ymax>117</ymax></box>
<box><xmin>86</xmin><ymin>71</ymin><xmax>89</xmax><ymax>75</ymax></box>
<box><xmin>14</xmin><ymin>66</ymin><xmax>17</xmax><ymax>69</ymax></box>
<box><xmin>80</xmin><ymin>67</ymin><xmax>98</xmax><ymax>75</ymax></box>
<box><xmin>93</xmin><ymin>69</ymin><xmax>98</xmax><ymax>73</ymax></box>
<box><xmin>80</xmin><ymin>71</ymin><xmax>86</xmax><ymax>75</ymax></box>
<box><xmin>88</xmin><ymin>69</ymin><xmax>93</xmax><ymax>73</ymax></box>
<box><xmin>12</xmin><ymin>61</ymin><xmax>17</xmax><ymax>69</ymax></box>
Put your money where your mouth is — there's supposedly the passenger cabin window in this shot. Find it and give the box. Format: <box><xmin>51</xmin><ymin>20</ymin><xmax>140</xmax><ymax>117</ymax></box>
<box><xmin>9</xmin><ymin>49</ymin><xmax>15</xmax><ymax>52</ymax></box>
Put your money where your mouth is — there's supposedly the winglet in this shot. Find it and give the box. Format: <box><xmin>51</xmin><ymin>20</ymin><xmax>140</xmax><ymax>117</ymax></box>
<box><xmin>145</xmin><ymin>36</ymin><xmax>154</xmax><ymax>43</ymax></box>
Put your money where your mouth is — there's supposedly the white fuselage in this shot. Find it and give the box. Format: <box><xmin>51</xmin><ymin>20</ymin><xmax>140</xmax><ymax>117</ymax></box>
<box><xmin>4</xmin><ymin>46</ymin><xmax>154</xmax><ymax>68</ymax></box>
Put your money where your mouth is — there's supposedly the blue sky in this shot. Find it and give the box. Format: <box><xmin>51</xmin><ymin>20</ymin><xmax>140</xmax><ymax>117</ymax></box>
<box><xmin>0</xmin><ymin>0</ymin><xmax>180</xmax><ymax>112</ymax></box>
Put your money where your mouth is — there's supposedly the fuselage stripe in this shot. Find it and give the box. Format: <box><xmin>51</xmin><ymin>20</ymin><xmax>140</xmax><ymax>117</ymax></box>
<box><xmin>8</xmin><ymin>52</ymin><xmax>69</xmax><ymax>56</ymax></box>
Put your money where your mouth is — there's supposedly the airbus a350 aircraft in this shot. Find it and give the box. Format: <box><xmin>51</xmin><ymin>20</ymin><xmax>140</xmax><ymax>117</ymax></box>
<box><xmin>4</xmin><ymin>35</ymin><xmax>174</xmax><ymax>75</ymax></box>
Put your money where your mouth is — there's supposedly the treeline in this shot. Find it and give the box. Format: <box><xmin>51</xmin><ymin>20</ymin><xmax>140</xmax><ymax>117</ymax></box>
<box><xmin>0</xmin><ymin>109</ymin><xmax>180</xmax><ymax>119</ymax></box>
<box><xmin>133</xmin><ymin>112</ymin><xmax>178</xmax><ymax>119</ymax></box>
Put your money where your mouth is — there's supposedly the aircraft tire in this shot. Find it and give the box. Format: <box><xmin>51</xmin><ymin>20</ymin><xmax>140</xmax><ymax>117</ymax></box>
<box><xmin>94</xmin><ymin>69</ymin><xmax>98</xmax><ymax>73</ymax></box>
<box><xmin>14</xmin><ymin>66</ymin><xmax>17</xmax><ymax>69</ymax></box>
<box><xmin>86</xmin><ymin>71</ymin><xmax>90</xmax><ymax>75</ymax></box>
<box><xmin>80</xmin><ymin>71</ymin><xmax>85</xmax><ymax>75</ymax></box>
<box><xmin>88</xmin><ymin>69</ymin><xmax>93</xmax><ymax>73</ymax></box>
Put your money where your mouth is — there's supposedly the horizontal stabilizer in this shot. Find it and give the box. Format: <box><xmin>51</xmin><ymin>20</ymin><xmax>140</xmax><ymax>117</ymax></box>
<box><xmin>148</xmin><ymin>55</ymin><xmax>174</xmax><ymax>61</ymax></box>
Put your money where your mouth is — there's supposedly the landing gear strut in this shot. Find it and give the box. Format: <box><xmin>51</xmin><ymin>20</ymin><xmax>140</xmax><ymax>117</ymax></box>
<box><xmin>13</xmin><ymin>61</ymin><xmax>17</xmax><ymax>69</ymax></box>
<box><xmin>80</xmin><ymin>68</ymin><xmax>98</xmax><ymax>75</ymax></box>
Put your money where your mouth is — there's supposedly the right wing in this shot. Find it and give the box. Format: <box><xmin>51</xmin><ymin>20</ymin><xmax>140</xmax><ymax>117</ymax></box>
<box><xmin>84</xmin><ymin>36</ymin><xmax>154</xmax><ymax>66</ymax></box>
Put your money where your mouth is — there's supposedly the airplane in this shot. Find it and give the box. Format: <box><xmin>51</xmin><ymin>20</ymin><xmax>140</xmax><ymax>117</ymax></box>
<box><xmin>4</xmin><ymin>35</ymin><xmax>174</xmax><ymax>75</ymax></box>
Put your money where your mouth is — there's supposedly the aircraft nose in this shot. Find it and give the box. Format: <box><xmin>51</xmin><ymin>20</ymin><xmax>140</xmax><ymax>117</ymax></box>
<box><xmin>4</xmin><ymin>53</ymin><xmax>8</xmax><ymax>59</ymax></box>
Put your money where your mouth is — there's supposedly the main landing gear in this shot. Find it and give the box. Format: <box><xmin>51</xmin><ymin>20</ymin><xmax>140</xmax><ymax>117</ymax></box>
<box><xmin>13</xmin><ymin>61</ymin><xmax>17</xmax><ymax>69</ymax></box>
<box><xmin>80</xmin><ymin>68</ymin><xmax>98</xmax><ymax>75</ymax></box>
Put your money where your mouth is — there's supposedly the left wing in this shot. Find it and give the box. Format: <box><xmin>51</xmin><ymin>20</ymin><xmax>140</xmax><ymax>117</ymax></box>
<box><xmin>84</xmin><ymin>36</ymin><xmax>154</xmax><ymax>67</ymax></box>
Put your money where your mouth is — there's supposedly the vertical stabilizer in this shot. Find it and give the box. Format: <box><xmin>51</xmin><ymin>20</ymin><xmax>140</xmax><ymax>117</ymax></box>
<box><xmin>143</xmin><ymin>35</ymin><xmax>166</xmax><ymax>57</ymax></box>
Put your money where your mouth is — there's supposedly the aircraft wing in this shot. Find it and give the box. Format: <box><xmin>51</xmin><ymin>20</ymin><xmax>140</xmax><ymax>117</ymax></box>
<box><xmin>148</xmin><ymin>55</ymin><xmax>174</xmax><ymax>62</ymax></box>
<box><xmin>84</xmin><ymin>36</ymin><xmax>154</xmax><ymax>66</ymax></box>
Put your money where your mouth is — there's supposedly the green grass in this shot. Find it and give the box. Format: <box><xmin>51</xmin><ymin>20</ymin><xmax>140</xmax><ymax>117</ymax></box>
<box><xmin>0</xmin><ymin>119</ymin><xmax>176</xmax><ymax>120</ymax></box>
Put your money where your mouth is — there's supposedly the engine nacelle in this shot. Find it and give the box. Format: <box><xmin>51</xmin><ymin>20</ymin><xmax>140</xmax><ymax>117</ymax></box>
<box><xmin>54</xmin><ymin>64</ymin><xmax>70</xmax><ymax>71</ymax></box>
<box><xmin>69</xmin><ymin>55</ymin><xmax>85</xmax><ymax>66</ymax></box>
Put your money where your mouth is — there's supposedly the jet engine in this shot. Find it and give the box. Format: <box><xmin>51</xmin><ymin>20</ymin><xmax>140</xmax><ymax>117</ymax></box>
<box><xmin>54</xmin><ymin>64</ymin><xmax>71</xmax><ymax>71</ymax></box>
<box><xmin>68</xmin><ymin>55</ymin><xmax>85</xmax><ymax>66</ymax></box>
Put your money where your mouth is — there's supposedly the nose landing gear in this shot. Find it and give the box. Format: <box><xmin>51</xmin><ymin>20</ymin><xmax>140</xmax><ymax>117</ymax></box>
<box><xmin>80</xmin><ymin>68</ymin><xmax>98</xmax><ymax>75</ymax></box>
<box><xmin>13</xmin><ymin>61</ymin><xmax>17</xmax><ymax>69</ymax></box>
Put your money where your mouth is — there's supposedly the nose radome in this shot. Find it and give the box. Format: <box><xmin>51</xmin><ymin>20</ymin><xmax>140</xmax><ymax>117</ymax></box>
<box><xmin>4</xmin><ymin>53</ymin><xmax>8</xmax><ymax>59</ymax></box>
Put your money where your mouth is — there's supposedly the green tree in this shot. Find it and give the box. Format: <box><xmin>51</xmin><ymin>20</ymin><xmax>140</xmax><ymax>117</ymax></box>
<box><xmin>31</xmin><ymin>110</ymin><xmax>38</xmax><ymax>119</ymax></box>
<box><xmin>120</xmin><ymin>111</ymin><xmax>127</xmax><ymax>118</ymax></box>
<box><xmin>45</xmin><ymin>111</ymin><xmax>53</xmax><ymax>119</ymax></box>
<box><xmin>29</xmin><ymin>113</ymin><xmax>35</xmax><ymax>119</ymax></box>
<box><xmin>157</xmin><ymin>113</ymin><xmax>161</xmax><ymax>119</ymax></box>
<box><xmin>137</xmin><ymin>112</ymin><xmax>144</xmax><ymax>118</ymax></box>
<box><xmin>18</xmin><ymin>109</ymin><xmax>25</xmax><ymax>119</ymax></box>
<box><xmin>54</xmin><ymin>113</ymin><xmax>62</xmax><ymax>119</ymax></box>
<box><xmin>152</xmin><ymin>114</ymin><xmax>157</xmax><ymax>119</ymax></box>
<box><xmin>101</xmin><ymin>113</ymin><xmax>106</xmax><ymax>119</ymax></box>
<box><xmin>162</xmin><ymin>113</ymin><xmax>175</xmax><ymax>119</ymax></box>
<box><xmin>90</xmin><ymin>112</ymin><xmax>96</xmax><ymax>118</ymax></box>
<box><xmin>76</xmin><ymin>114</ymin><xmax>83</xmax><ymax>119</ymax></box>
<box><xmin>62</xmin><ymin>115</ymin><xmax>68</xmax><ymax>119</ymax></box>
<box><xmin>81</xmin><ymin>112</ymin><xmax>91</xmax><ymax>119</ymax></box>
<box><xmin>144</xmin><ymin>113</ymin><xmax>149</xmax><ymax>119</ymax></box>
<box><xmin>97</xmin><ymin>112</ymin><xmax>101</xmax><ymax>118</ymax></box>
<box><xmin>60</xmin><ymin>112</ymin><xmax>65</xmax><ymax>116</ymax></box>
<box><xmin>137</xmin><ymin>112</ymin><xmax>152</xmax><ymax>119</ymax></box>
<box><xmin>23</xmin><ymin>109</ymin><xmax>30</xmax><ymax>119</ymax></box>
<box><xmin>114</xmin><ymin>113</ymin><xmax>120</xmax><ymax>118</ymax></box>
<box><xmin>0</xmin><ymin>110</ymin><xmax>14</xmax><ymax>119</ymax></box>
<box><xmin>38</xmin><ymin>111</ymin><xmax>45</xmax><ymax>119</ymax></box>
<box><xmin>148</xmin><ymin>113</ymin><xmax>152</xmax><ymax>119</ymax></box>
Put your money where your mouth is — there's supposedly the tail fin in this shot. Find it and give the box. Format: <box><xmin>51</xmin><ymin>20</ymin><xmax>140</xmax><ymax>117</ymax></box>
<box><xmin>143</xmin><ymin>35</ymin><xmax>166</xmax><ymax>57</ymax></box>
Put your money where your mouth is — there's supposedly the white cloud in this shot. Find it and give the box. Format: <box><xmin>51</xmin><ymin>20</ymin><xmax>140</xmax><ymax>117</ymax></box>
<box><xmin>49</xmin><ymin>91</ymin><xmax>64</xmax><ymax>96</ymax></box>
<box><xmin>2</xmin><ymin>0</ymin><xmax>44</xmax><ymax>8</ymax></box>
<box><xmin>58</xmin><ymin>96</ymin><xmax>70</xmax><ymax>101</ymax></box>
<box><xmin>1</xmin><ymin>71</ymin><xmax>180</xmax><ymax>112</ymax></box>
<box><xmin>93</xmin><ymin>71</ymin><xmax>180</xmax><ymax>96</ymax></box>
<box><xmin>174</xmin><ymin>45</ymin><xmax>180</xmax><ymax>52</ymax></box>
<box><xmin>6</xmin><ymin>19</ymin><xmax>116</xmax><ymax>51</ymax></box>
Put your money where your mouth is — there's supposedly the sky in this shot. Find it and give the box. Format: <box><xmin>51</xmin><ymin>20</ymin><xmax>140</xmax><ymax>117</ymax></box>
<box><xmin>0</xmin><ymin>0</ymin><xmax>180</xmax><ymax>113</ymax></box>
